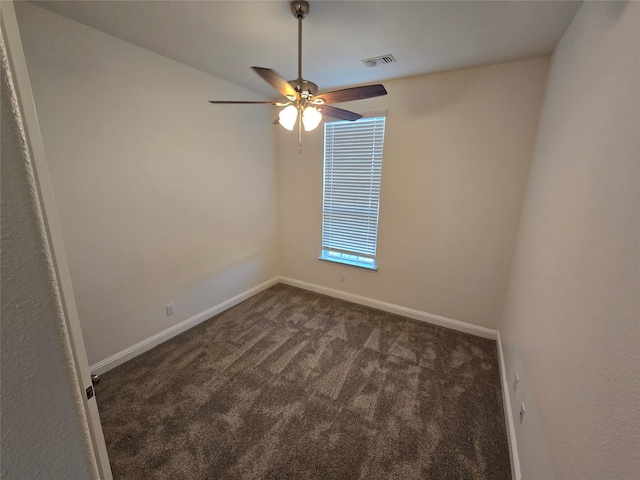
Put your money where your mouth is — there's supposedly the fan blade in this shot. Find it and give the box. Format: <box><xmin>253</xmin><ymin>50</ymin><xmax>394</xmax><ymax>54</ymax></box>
<box><xmin>209</xmin><ymin>100</ymin><xmax>283</xmax><ymax>105</ymax></box>
<box><xmin>319</xmin><ymin>105</ymin><xmax>362</xmax><ymax>121</ymax></box>
<box><xmin>251</xmin><ymin>67</ymin><xmax>298</xmax><ymax>99</ymax></box>
<box><xmin>315</xmin><ymin>84</ymin><xmax>387</xmax><ymax>104</ymax></box>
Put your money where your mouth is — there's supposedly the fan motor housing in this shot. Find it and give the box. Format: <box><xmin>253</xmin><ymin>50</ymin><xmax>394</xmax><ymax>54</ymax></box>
<box><xmin>289</xmin><ymin>78</ymin><xmax>318</xmax><ymax>98</ymax></box>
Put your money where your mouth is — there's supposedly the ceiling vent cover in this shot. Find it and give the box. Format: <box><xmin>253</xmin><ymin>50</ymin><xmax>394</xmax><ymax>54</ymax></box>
<box><xmin>362</xmin><ymin>54</ymin><xmax>396</xmax><ymax>68</ymax></box>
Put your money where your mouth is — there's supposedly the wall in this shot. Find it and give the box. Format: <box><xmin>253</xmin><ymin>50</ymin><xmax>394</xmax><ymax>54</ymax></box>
<box><xmin>15</xmin><ymin>2</ymin><xmax>279</xmax><ymax>365</ymax></box>
<box><xmin>277</xmin><ymin>57</ymin><xmax>549</xmax><ymax>329</ymax></box>
<box><xmin>499</xmin><ymin>2</ymin><xmax>639</xmax><ymax>478</ymax></box>
<box><xmin>0</xmin><ymin>18</ymin><xmax>99</xmax><ymax>478</ymax></box>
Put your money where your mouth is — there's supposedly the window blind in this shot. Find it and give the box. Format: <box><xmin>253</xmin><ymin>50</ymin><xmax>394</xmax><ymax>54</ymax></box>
<box><xmin>321</xmin><ymin>116</ymin><xmax>386</xmax><ymax>269</ymax></box>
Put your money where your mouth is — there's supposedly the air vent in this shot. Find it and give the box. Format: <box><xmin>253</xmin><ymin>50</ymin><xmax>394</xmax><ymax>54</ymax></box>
<box><xmin>362</xmin><ymin>54</ymin><xmax>396</xmax><ymax>68</ymax></box>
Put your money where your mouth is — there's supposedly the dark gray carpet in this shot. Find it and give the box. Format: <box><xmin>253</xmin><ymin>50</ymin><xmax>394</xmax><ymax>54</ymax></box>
<box><xmin>96</xmin><ymin>284</ymin><xmax>511</xmax><ymax>479</ymax></box>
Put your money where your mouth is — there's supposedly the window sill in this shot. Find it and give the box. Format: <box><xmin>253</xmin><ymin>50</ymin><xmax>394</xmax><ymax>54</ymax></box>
<box><xmin>318</xmin><ymin>256</ymin><xmax>378</xmax><ymax>271</ymax></box>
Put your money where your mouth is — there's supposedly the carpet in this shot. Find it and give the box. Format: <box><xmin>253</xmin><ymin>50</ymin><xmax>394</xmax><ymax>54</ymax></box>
<box><xmin>95</xmin><ymin>284</ymin><xmax>511</xmax><ymax>479</ymax></box>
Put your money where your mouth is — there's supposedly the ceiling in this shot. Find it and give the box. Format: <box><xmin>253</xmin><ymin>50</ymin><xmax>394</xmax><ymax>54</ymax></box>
<box><xmin>32</xmin><ymin>0</ymin><xmax>582</xmax><ymax>100</ymax></box>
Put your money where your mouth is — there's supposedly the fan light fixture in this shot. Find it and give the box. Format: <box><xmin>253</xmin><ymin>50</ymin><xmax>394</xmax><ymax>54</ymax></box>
<box><xmin>279</xmin><ymin>105</ymin><xmax>298</xmax><ymax>131</ymax></box>
<box><xmin>279</xmin><ymin>103</ymin><xmax>322</xmax><ymax>132</ymax></box>
<box><xmin>302</xmin><ymin>105</ymin><xmax>322</xmax><ymax>131</ymax></box>
<box><xmin>208</xmin><ymin>1</ymin><xmax>388</xmax><ymax>152</ymax></box>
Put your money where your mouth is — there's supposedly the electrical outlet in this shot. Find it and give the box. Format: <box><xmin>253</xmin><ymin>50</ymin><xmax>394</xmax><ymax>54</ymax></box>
<box><xmin>519</xmin><ymin>403</ymin><xmax>525</xmax><ymax>423</ymax></box>
<box><xmin>340</xmin><ymin>273</ymin><xmax>346</xmax><ymax>283</ymax></box>
<box><xmin>513</xmin><ymin>373</ymin><xmax>520</xmax><ymax>392</ymax></box>
<box><xmin>166</xmin><ymin>303</ymin><xmax>175</xmax><ymax>316</ymax></box>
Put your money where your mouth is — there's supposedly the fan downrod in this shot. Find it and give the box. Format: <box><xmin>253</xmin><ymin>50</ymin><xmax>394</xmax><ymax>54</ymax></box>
<box><xmin>291</xmin><ymin>1</ymin><xmax>309</xmax><ymax>19</ymax></box>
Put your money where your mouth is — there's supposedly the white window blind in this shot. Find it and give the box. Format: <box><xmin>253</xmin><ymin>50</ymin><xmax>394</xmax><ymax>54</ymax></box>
<box><xmin>321</xmin><ymin>116</ymin><xmax>386</xmax><ymax>270</ymax></box>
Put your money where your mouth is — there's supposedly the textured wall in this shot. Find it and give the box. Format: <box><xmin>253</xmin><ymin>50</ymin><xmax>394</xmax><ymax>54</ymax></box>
<box><xmin>0</xmin><ymin>24</ymin><xmax>99</xmax><ymax>479</ymax></box>
<box><xmin>499</xmin><ymin>2</ymin><xmax>640</xmax><ymax>478</ymax></box>
<box><xmin>277</xmin><ymin>57</ymin><xmax>549</xmax><ymax>329</ymax></box>
<box><xmin>15</xmin><ymin>2</ymin><xmax>279</xmax><ymax>365</ymax></box>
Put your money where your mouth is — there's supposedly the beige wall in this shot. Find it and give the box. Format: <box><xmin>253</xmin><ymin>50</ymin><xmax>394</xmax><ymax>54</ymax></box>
<box><xmin>1</xmin><ymin>14</ymin><xmax>98</xmax><ymax>477</ymax></box>
<box><xmin>277</xmin><ymin>57</ymin><xmax>549</xmax><ymax>329</ymax></box>
<box><xmin>15</xmin><ymin>2</ymin><xmax>280</xmax><ymax>365</ymax></box>
<box><xmin>499</xmin><ymin>2</ymin><xmax>640</xmax><ymax>478</ymax></box>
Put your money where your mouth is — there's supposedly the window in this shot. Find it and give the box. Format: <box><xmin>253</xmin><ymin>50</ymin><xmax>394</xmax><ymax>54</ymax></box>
<box><xmin>320</xmin><ymin>116</ymin><xmax>386</xmax><ymax>270</ymax></box>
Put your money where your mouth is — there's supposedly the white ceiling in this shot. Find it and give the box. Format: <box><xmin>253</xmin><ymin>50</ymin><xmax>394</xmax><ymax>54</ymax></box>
<box><xmin>32</xmin><ymin>0</ymin><xmax>581</xmax><ymax>100</ymax></box>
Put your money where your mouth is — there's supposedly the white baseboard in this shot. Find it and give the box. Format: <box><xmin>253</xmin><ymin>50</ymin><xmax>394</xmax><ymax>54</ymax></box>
<box><xmin>92</xmin><ymin>274</ymin><xmax>497</xmax><ymax>367</ymax></box>
<box><xmin>279</xmin><ymin>276</ymin><xmax>498</xmax><ymax>340</ymax></box>
<box><xmin>89</xmin><ymin>276</ymin><xmax>280</xmax><ymax>375</ymax></box>
<box><xmin>497</xmin><ymin>332</ymin><xmax>522</xmax><ymax>480</ymax></box>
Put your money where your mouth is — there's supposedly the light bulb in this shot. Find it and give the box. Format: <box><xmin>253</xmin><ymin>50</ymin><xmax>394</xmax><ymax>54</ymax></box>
<box><xmin>278</xmin><ymin>105</ymin><xmax>298</xmax><ymax>131</ymax></box>
<box><xmin>302</xmin><ymin>106</ymin><xmax>322</xmax><ymax>131</ymax></box>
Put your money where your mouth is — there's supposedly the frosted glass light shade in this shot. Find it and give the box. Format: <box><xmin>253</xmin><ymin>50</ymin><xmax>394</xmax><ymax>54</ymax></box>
<box><xmin>302</xmin><ymin>106</ymin><xmax>322</xmax><ymax>131</ymax></box>
<box><xmin>278</xmin><ymin>105</ymin><xmax>298</xmax><ymax>131</ymax></box>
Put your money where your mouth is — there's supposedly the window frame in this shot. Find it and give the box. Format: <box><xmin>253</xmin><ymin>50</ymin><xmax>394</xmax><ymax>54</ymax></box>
<box><xmin>319</xmin><ymin>114</ymin><xmax>386</xmax><ymax>271</ymax></box>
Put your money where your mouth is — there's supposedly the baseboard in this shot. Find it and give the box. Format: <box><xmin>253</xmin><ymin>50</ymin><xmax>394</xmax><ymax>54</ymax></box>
<box><xmin>91</xmin><ymin>274</ymin><xmax>497</xmax><ymax>369</ymax></box>
<box><xmin>497</xmin><ymin>332</ymin><xmax>522</xmax><ymax>480</ymax></box>
<box><xmin>278</xmin><ymin>276</ymin><xmax>498</xmax><ymax>340</ymax></box>
<box><xmin>90</xmin><ymin>276</ymin><xmax>280</xmax><ymax>375</ymax></box>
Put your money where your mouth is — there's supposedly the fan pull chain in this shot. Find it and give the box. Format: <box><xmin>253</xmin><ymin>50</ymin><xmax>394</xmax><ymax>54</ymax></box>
<box><xmin>298</xmin><ymin>113</ymin><xmax>302</xmax><ymax>153</ymax></box>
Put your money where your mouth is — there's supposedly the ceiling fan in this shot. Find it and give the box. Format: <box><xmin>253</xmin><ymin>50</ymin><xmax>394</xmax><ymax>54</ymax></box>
<box><xmin>209</xmin><ymin>0</ymin><xmax>387</xmax><ymax>150</ymax></box>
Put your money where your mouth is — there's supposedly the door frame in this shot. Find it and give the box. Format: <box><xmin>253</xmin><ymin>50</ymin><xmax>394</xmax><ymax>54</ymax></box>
<box><xmin>1</xmin><ymin>2</ymin><xmax>113</xmax><ymax>478</ymax></box>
